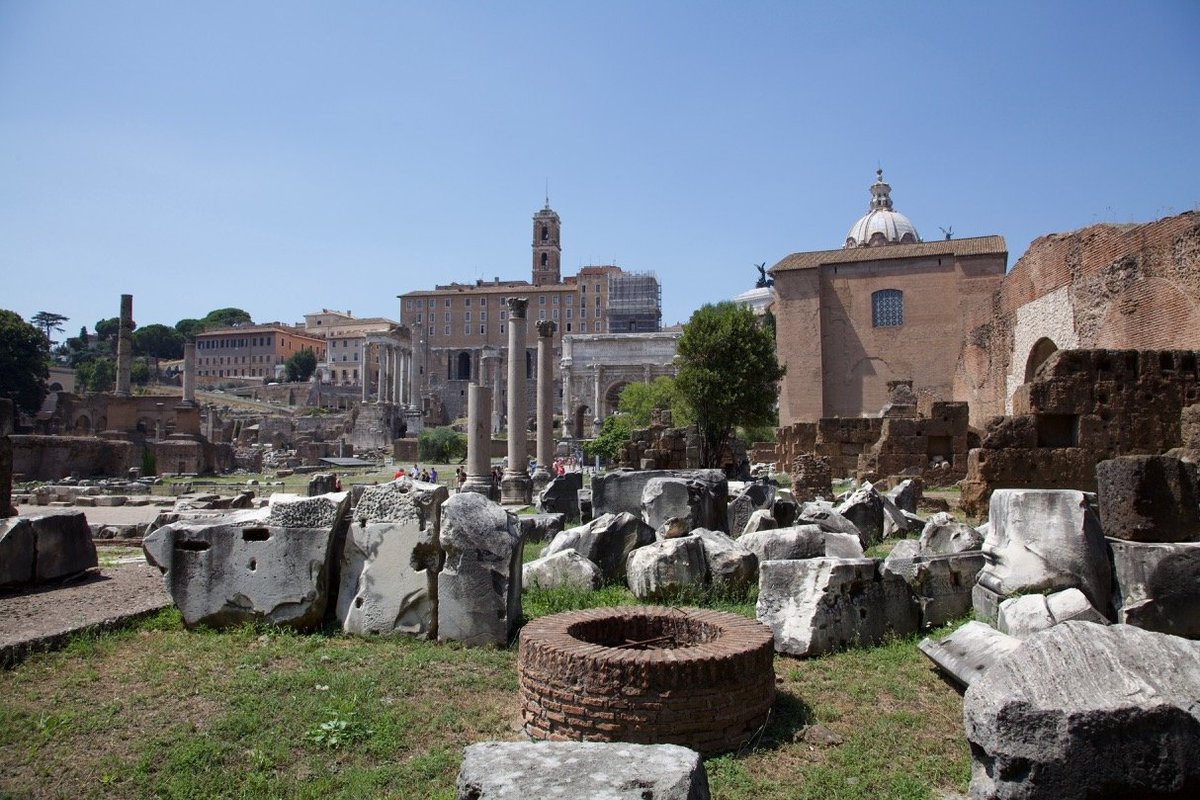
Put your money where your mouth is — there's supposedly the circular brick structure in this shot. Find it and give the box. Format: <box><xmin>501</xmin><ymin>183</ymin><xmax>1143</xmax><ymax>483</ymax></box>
<box><xmin>518</xmin><ymin>606</ymin><xmax>775</xmax><ymax>756</ymax></box>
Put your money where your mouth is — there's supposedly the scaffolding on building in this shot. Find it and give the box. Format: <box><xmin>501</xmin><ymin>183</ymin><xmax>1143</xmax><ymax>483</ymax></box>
<box><xmin>607</xmin><ymin>271</ymin><xmax>662</xmax><ymax>332</ymax></box>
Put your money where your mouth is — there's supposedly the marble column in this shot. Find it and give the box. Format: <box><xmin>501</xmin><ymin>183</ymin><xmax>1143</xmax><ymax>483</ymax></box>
<box><xmin>462</xmin><ymin>383</ymin><xmax>493</xmax><ymax>496</ymax></box>
<box><xmin>532</xmin><ymin>320</ymin><xmax>556</xmax><ymax>490</ymax></box>
<box><xmin>390</xmin><ymin>346</ymin><xmax>399</xmax><ymax>404</ymax></box>
<box><xmin>501</xmin><ymin>298</ymin><xmax>531</xmax><ymax>504</ymax></box>
<box><xmin>115</xmin><ymin>294</ymin><xmax>133</xmax><ymax>397</ymax></box>
<box><xmin>376</xmin><ymin>343</ymin><xmax>386</xmax><ymax>403</ymax></box>
<box><xmin>181</xmin><ymin>340</ymin><xmax>196</xmax><ymax>405</ymax></box>
<box><xmin>362</xmin><ymin>342</ymin><xmax>371</xmax><ymax>402</ymax></box>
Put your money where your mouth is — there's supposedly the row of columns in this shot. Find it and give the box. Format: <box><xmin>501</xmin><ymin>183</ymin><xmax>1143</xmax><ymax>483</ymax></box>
<box><xmin>362</xmin><ymin>340</ymin><xmax>413</xmax><ymax>405</ymax></box>
<box><xmin>463</xmin><ymin>299</ymin><xmax>558</xmax><ymax>503</ymax></box>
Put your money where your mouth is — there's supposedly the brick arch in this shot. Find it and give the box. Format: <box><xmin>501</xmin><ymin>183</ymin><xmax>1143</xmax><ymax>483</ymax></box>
<box><xmin>1024</xmin><ymin>337</ymin><xmax>1059</xmax><ymax>383</ymax></box>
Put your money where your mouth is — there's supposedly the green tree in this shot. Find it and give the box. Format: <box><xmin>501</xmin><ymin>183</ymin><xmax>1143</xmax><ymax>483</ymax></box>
<box><xmin>284</xmin><ymin>348</ymin><xmax>317</xmax><ymax>382</ymax></box>
<box><xmin>133</xmin><ymin>324</ymin><xmax>184</xmax><ymax>378</ymax></box>
<box><xmin>674</xmin><ymin>302</ymin><xmax>784</xmax><ymax>468</ymax></box>
<box><xmin>31</xmin><ymin>311</ymin><xmax>69</xmax><ymax>343</ymax></box>
<box><xmin>175</xmin><ymin>318</ymin><xmax>204</xmax><ymax>339</ymax></box>
<box><xmin>618</xmin><ymin>375</ymin><xmax>694</xmax><ymax>428</ymax></box>
<box><xmin>201</xmin><ymin>307</ymin><xmax>252</xmax><ymax>330</ymax></box>
<box><xmin>130</xmin><ymin>358</ymin><xmax>151</xmax><ymax>385</ymax></box>
<box><xmin>75</xmin><ymin>357</ymin><xmax>115</xmax><ymax>394</ymax></box>
<box><xmin>418</xmin><ymin>426</ymin><xmax>467</xmax><ymax>463</ymax></box>
<box><xmin>581</xmin><ymin>414</ymin><xmax>633</xmax><ymax>463</ymax></box>
<box><xmin>94</xmin><ymin>317</ymin><xmax>121</xmax><ymax>343</ymax></box>
<box><xmin>0</xmin><ymin>309</ymin><xmax>50</xmax><ymax>414</ymax></box>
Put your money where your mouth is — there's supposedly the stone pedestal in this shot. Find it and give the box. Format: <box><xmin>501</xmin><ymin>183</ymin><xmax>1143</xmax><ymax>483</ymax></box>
<box><xmin>501</xmin><ymin>299</ymin><xmax>531</xmax><ymax>505</ymax></box>
<box><xmin>463</xmin><ymin>384</ymin><xmax>493</xmax><ymax>496</ymax></box>
<box><xmin>532</xmin><ymin>320</ymin><xmax>556</xmax><ymax>493</ymax></box>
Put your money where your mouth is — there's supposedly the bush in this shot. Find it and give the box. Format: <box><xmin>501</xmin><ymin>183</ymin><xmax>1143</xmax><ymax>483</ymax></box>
<box><xmin>418</xmin><ymin>426</ymin><xmax>467</xmax><ymax>463</ymax></box>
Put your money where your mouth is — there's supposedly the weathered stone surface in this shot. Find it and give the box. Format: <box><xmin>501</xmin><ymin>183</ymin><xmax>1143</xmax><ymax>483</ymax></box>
<box><xmin>756</xmin><ymin>558</ymin><xmax>918</xmax><ymax>657</ymax></box>
<box><xmin>544</xmin><ymin>512</ymin><xmax>652</xmax><ymax>582</ymax></box>
<box><xmin>1109</xmin><ymin>538</ymin><xmax>1200</xmax><ymax>636</ymax></box>
<box><xmin>1095</xmin><ymin>455</ymin><xmax>1200</xmax><ymax>543</ymax></box>
<box><xmin>536</xmin><ymin>472</ymin><xmax>582</xmax><ymax>516</ymax></box>
<box><xmin>437</xmin><ymin>492</ymin><xmax>522</xmax><ymax>647</ymax></box>
<box><xmin>882</xmin><ymin>547</ymin><xmax>985</xmax><ymax>629</ymax></box>
<box><xmin>997</xmin><ymin>588</ymin><xmax>1108</xmax><ymax>639</ymax></box>
<box><xmin>265</xmin><ymin>491</ymin><xmax>350</xmax><ymax>530</ymax></box>
<box><xmin>880</xmin><ymin>492</ymin><xmax>912</xmax><ymax>538</ymax></box>
<box><xmin>964</xmin><ymin>622</ymin><xmax>1200</xmax><ymax>800</ymax></box>
<box><xmin>642</xmin><ymin>476</ymin><xmax>726</xmax><ymax>533</ymax></box>
<box><xmin>693</xmin><ymin>528</ymin><xmax>757</xmax><ymax>591</ymax></box>
<box><xmin>456</xmin><ymin>741</ymin><xmax>710</xmax><ymax>800</ymax></box>
<box><xmin>917</xmin><ymin>620</ymin><xmax>1022</xmax><ymax>688</ymax></box>
<box><xmin>796</xmin><ymin>502</ymin><xmax>863</xmax><ymax>540</ymax></box>
<box><xmin>772</xmin><ymin>496</ymin><xmax>798</xmax><ymax>528</ymax></box>
<box><xmin>835</xmin><ymin>482</ymin><xmax>886</xmax><ymax>545</ymax></box>
<box><xmin>0</xmin><ymin>518</ymin><xmax>34</xmax><ymax>587</ymax></box>
<box><xmin>518</xmin><ymin>513</ymin><xmax>566</xmax><ymax>543</ymax></box>
<box><xmin>918</xmin><ymin>512</ymin><xmax>984</xmax><ymax>555</ymax></box>
<box><xmin>593</xmin><ymin>469</ymin><xmax>727</xmax><ymax>527</ymax></box>
<box><xmin>740</xmin><ymin>525</ymin><xmax>828</xmax><ymax>562</ymax></box>
<box><xmin>27</xmin><ymin>512</ymin><xmax>98</xmax><ymax>582</ymax></box>
<box><xmin>626</xmin><ymin>536</ymin><xmax>708</xmax><ymax>601</ymax></box>
<box><xmin>887</xmin><ymin>477</ymin><xmax>923</xmax><ymax>514</ymax></box>
<box><xmin>741</xmin><ymin>508</ymin><xmax>777</xmax><ymax>535</ymax></box>
<box><xmin>143</xmin><ymin>518</ymin><xmax>335</xmax><ymax>629</ymax></box>
<box><xmin>522</xmin><ymin>549</ymin><xmax>602</xmax><ymax>592</ymax></box>
<box><xmin>726</xmin><ymin>492</ymin><xmax>756</xmax><ymax>537</ymax></box>
<box><xmin>655</xmin><ymin>517</ymin><xmax>691</xmax><ymax>540</ymax></box>
<box><xmin>977</xmin><ymin>489</ymin><xmax>1111</xmax><ymax>613</ymax></box>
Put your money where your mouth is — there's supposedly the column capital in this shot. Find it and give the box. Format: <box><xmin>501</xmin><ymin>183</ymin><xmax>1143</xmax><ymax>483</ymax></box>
<box><xmin>507</xmin><ymin>297</ymin><xmax>529</xmax><ymax>319</ymax></box>
<box><xmin>536</xmin><ymin>319</ymin><xmax>557</xmax><ymax>338</ymax></box>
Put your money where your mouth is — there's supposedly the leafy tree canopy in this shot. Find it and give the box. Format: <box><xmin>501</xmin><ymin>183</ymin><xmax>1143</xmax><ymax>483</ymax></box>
<box><xmin>94</xmin><ymin>316</ymin><xmax>133</xmax><ymax>343</ymax></box>
<box><xmin>581</xmin><ymin>414</ymin><xmax>633</xmax><ymax>462</ymax></box>
<box><xmin>130</xmin><ymin>358</ymin><xmax>151</xmax><ymax>385</ymax></box>
<box><xmin>174</xmin><ymin>318</ymin><xmax>204</xmax><ymax>339</ymax></box>
<box><xmin>418</xmin><ymin>426</ymin><xmax>467</xmax><ymax>463</ymax></box>
<box><xmin>284</xmin><ymin>348</ymin><xmax>317</xmax><ymax>382</ymax></box>
<box><xmin>31</xmin><ymin>311</ymin><xmax>69</xmax><ymax>343</ymax></box>
<box><xmin>618</xmin><ymin>375</ymin><xmax>694</xmax><ymax>428</ymax></box>
<box><xmin>0</xmin><ymin>309</ymin><xmax>50</xmax><ymax>414</ymax></box>
<box><xmin>201</xmin><ymin>308</ymin><xmax>252</xmax><ymax>330</ymax></box>
<box><xmin>133</xmin><ymin>324</ymin><xmax>185</xmax><ymax>360</ymax></box>
<box><xmin>674</xmin><ymin>302</ymin><xmax>784</xmax><ymax>468</ymax></box>
<box><xmin>75</xmin><ymin>358</ymin><xmax>115</xmax><ymax>394</ymax></box>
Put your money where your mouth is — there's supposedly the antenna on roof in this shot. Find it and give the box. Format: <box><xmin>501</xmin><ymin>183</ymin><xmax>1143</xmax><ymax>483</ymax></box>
<box><xmin>544</xmin><ymin>179</ymin><xmax>550</xmax><ymax>209</ymax></box>
<box><xmin>939</xmin><ymin>226</ymin><xmax>954</xmax><ymax>240</ymax></box>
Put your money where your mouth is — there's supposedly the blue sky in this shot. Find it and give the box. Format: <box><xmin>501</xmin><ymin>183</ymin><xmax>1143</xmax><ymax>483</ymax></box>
<box><xmin>2</xmin><ymin>1</ymin><xmax>1197</xmax><ymax>336</ymax></box>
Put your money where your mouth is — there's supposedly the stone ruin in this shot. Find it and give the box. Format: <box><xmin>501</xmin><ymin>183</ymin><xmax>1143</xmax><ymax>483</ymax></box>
<box><xmin>616</xmin><ymin>409</ymin><xmax>748</xmax><ymax>474</ymax></box>
<box><xmin>961</xmin><ymin>348</ymin><xmax>1200</xmax><ymax>515</ymax></box>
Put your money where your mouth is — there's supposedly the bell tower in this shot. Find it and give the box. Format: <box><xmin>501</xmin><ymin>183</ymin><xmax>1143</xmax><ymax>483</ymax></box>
<box><xmin>532</xmin><ymin>197</ymin><xmax>561</xmax><ymax>285</ymax></box>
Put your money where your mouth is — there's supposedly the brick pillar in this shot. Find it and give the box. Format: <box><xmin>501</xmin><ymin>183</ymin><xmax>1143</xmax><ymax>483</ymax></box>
<box><xmin>501</xmin><ymin>298</ymin><xmax>531</xmax><ymax>504</ymax></box>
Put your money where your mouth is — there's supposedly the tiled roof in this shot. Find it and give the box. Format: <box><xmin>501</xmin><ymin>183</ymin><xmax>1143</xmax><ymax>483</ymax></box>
<box><xmin>770</xmin><ymin>235</ymin><xmax>1007</xmax><ymax>273</ymax></box>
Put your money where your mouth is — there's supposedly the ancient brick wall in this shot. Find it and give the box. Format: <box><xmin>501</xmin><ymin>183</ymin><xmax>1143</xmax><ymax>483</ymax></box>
<box><xmin>957</xmin><ymin>212</ymin><xmax>1200</xmax><ymax>425</ymax></box>
<box><xmin>857</xmin><ymin>401</ymin><xmax>972</xmax><ymax>486</ymax></box>
<box><xmin>960</xmin><ymin>349</ymin><xmax>1200</xmax><ymax>515</ymax></box>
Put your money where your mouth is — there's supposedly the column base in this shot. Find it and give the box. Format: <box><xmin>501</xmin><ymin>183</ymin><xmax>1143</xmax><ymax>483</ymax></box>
<box><xmin>461</xmin><ymin>476</ymin><xmax>493</xmax><ymax>496</ymax></box>
<box><xmin>500</xmin><ymin>471</ymin><xmax>532</xmax><ymax>505</ymax></box>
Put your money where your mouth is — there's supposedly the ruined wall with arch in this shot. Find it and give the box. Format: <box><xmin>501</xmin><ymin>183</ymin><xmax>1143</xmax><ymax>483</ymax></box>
<box><xmin>956</xmin><ymin>211</ymin><xmax>1200</xmax><ymax>425</ymax></box>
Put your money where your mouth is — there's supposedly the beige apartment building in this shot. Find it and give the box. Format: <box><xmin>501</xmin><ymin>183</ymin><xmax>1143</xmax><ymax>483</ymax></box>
<box><xmin>194</xmin><ymin>324</ymin><xmax>326</xmax><ymax>384</ymax></box>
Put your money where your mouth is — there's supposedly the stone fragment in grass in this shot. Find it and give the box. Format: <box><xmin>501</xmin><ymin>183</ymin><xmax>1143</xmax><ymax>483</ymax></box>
<box><xmin>522</xmin><ymin>549</ymin><xmax>602</xmax><ymax>592</ymax></box>
<box><xmin>437</xmin><ymin>492</ymin><xmax>522</xmax><ymax>647</ymax></box>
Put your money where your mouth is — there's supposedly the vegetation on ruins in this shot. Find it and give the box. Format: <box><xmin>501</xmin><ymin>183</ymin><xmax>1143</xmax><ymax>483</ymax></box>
<box><xmin>418</xmin><ymin>425</ymin><xmax>467</xmax><ymax>463</ymax></box>
<box><xmin>675</xmin><ymin>302</ymin><xmax>785</xmax><ymax>468</ymax></box>
<box><xmin>284</xmin><ymin>348</ymin><xmax>318</xmax><ymax>382</ymax></box>
<box><xmin>30</xmin><ymin>310</ymin><xmax>69</xmax><ymax>344</ymax></box>
<box><xmin>582</xmin><ymin>414</ymin><xmax>634</xmax><ymax>462</ymax></box>
<box><xmin>74</xmin><ymin>357</ymin><xmax>115</xmax><ymax>393</ymax></box>
<box><xmin>617</xmin><ymin>375</ymin><xmax>694</xmax><ymax>428</ymax></box>
<box><xmin>0</xmin><ymin>309</ymin><xmax>50</xmax><ymax>414</ymax></box>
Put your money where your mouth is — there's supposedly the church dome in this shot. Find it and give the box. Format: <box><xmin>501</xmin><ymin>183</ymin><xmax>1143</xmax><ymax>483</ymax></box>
<box><xmin>845</xmin><ymin>169</ymin><xmax>919</xmax><ymax>248</ymax></box>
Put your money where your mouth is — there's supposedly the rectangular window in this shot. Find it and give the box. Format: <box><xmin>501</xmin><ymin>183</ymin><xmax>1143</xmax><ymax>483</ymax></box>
<box><xmin>444</xmin><ymin>312</ymin><xmax>451</xmax><ymax>322</ymax></box>
<box><xmin>445</xmin><ymin>298</ymin><xmax>451</xmax><ymax>307</ymax></box>
<box><xmin>500</xmin><ymin>324</ymin><xmax>505</xmax><ymax>334</ymax></box>
<box><xmin>465</xmin><ymin>311</ymin><xmax>471</xmax><ymax>322</ymax></box>
<box><xmin>581</xmin><ymin>322</ymin><xmax>587</xmax><ymax>332</ymax></box>
<box><xmin>480</xmin><ymin>311</ymin><xmax>486</xmax><ymax>322</ymax></box>
<box><xmin>552</xmin><ymin>309</ymin><xmax>559</xmax><ymax>320</ymax></box>
<box><xmin>539</xmin><ymin>309</ymin><xmax>546</xmax><ymax>320</ymax></box>
<box><xmin>595</xmin><ymin>307</ymin><xmax>601</xmax><ymax>318</ymax></box>
<box><xmin>465</xmin><ymin>298</ymin><xmax>471</xmax><ymax>306</ymax></box>
<box><xmin>566</xmin><ymin>309</ymin><xmax>573</xmax><ymax>319</ymax></box>
<box><xmin>428</xmin><ymin>326</ymin><xmax>434</xmax><ymax>336</ymax></box>
<box><xmin>479</xmin><ymin>325</ymin><xmax>485</xmax><ymax>335</ymax></box>
<box><xmin>480</xmin><ymin>298</ymin><xmax>487</xmax><ymax>306</ymax></box>
<box><xmin>416</xmin><ymin>313</ymin><xmax>422</xmax><ymax>324</ymax></box>
<box><xmin>500</xmin><ymin>310</ymin><xmax>507</xmax><ymax>321</ymax></box>
<box><xmin>581</xmin><ymin>285</ymin><xmax>586</xmax><ymax>293</ymax></box>
<box><xmin>465</xmin><ymin>325</ymin><xmax>471</xmax><ymax>336</ymax></box>
<box><xmin>566</xmin><ymin>294</ymin><xmax>573</xmax><ymax>305</ymax></box>
<box><xmin>566</xmin><ymin>322</ymin><xmax>572</xmax><ymax>332</ymax></box>
<box><xmin>444</xmin><ymin>325</ymin><xmax>450</xmax><ymax>336</ymax></box>
<box><xmin>552</xmin><ymin>295</ymin><xmax>559</xmax><ymax>305</ymax></box>
<box><xmin>871</xmin><ymin>289</ymin><xmax>904</xmax><ymax>327</ymax></box>
<box><xmin>539</xmin><ymin>295</ymin><xmax>546</xmax><ymax>305</ymax></box>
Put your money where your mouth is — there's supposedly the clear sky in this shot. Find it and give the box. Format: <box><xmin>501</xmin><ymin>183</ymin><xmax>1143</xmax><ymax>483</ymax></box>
<box><xmin>2</xmin><ymin>1</ymin><xmax>1197</xmax><ymax>337</ymax></box>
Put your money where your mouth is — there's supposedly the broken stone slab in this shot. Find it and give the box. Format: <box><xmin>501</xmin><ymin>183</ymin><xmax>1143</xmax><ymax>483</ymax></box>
<box><xmin>996</xmin><ymin>587</ymin><xmax>1108</xmax><ymax>639</ymax></box>
<box><xmin>536</xmin><ymin>472</ymin><xmax>582</xmax><ymax>517</ymax></box>
<box><xmin>772</xmin><ymin>496</ymin><xmax>798</xmax><ymax>528</ymax></box>
<box><xmin>977</xmin><ymin>489</ymin><xmax>1112</xmax><ymax>614</ymax></box>
<box><xmin>543</xmin><ymin>512</ymin><xmax>652</xmax><ymax>583</ymax></box>
<box><xmin>882</xmin><ymin>545</ymin><xmax>985</xmax><ymax>629</ymax></box>
<box><xmin>756</xmin><ymin>557</ymin><xmax>919</xmax><ymax>657</ymax></box>
<box><xmin>1095</xmin><ymin>455</ymin><xmax>1200</xmax><ymax>543</ymax></box>
<box><xmin>693</xmin><ymin>528</ymin><xmax>757</xmax><ymax>591</ymax></box>
<box><xmin>26</xmin><ymin>511</ymin><xmax>98</xmax><ymax>583</ymax></box>
<box><xmin>641</xmin><ymin>476</ymin><xmax>725</xmax><ymax>533</ymax></box>
<box><xmin>917</xmin><ymin>620</ymin><xmax>1021</xmax><ymax>689</ymax></box>
<box><xmin>796</xmin><ymin>502</ymin><xmax>863</xmax><ymax>541</ymax></box>
<box><xmin>726</xmin><ymin>491</ymin><xmax>756</xmax><ymax>537</ymax></box>
<box><xmin>655</xmin><ymin>517</ymin><xmax>691</xmax><ymax>540</ymax></box>
<box><xmin>741</xmin><ymin>508</ymin><xmax>777</xmax><ymax>535</ymax></box>
<box><xmin>522</xmin><ymin>549</ymin><xmax>602</xmax><ymax>592</ymax></box>
<box><xmin>456</xmin><ymin>741</ymin><xmax>710</xmax><ymax>800</ymax></box>
<box><xmin>964</xmin><ymin>621</ymin><xmax>1200</xmax><ymax>799</ymax></box>
<box><xmin>1109</xmin><ymin>538</ymin><xmax>1200</xmax><ymax>637</ymax></box>
<box><xmin>880</xmin><ymin>492</ymin><xmax>912</xmax><ymax>538</ymax></box>
<box><xmin>0</xmin><ymin>518</ymin><xmax>34</xmax><ymax>587</ymax></box>
<box><xmin>518</xmin><ymin>513</ymin><xmax>566</xmax><ymax>543</ymax></box>
<box><xmin>266</xmin><ymin>491</ymin><xmax>350</xmax><ymax>530</ymax></box>
<box><xmin>592</xmin><ymin>469</ymin><xmax>727</xmax><ymax>525</ymax></box>
<box><xmin>336</xmin><ymin>480</ymin><xmax>448</xmax><ymax>637</ymax></box>
<box><xmin>835</xmin><ymin>482</ymin><xmax>886</xmax><ymax>546</ymax></box>
<box><xmin>918</xmin><ymin>512</ymin><xmax>984</xmax><ymax>555</ymax></box>
<box><xmin>626</xmin><ymin>536</ymin><xmax>708</xmax><ymax>601</ymax></box>
<box><xmin>887</xmin><ymin>478</ymin><xmax>923</xmax><ymax>514</ymax></box>
<box><xmin>143</xmin><ymin>518</ymin><xmax>335</xmax><ymax>629</ymax></box>
<box><xmin>739</xmin><ymin>525</ymin><xmax>863</xmax><ymax>563</ymax></box>
<box><xmin>437</xmin><ymin>492</ymin><xmax>522</xmax><ymax>647</ymax></box>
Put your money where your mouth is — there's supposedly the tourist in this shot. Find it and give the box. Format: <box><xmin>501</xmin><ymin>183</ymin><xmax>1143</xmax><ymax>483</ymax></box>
<box><xmin>430</xmin><ymin>467</ymin><xmax>438</xmax><ymax>483</ymax></box>
<box><xmin>394</xmin><ymin>467</ymin><xmax>405</xmax><ymax>479</ymax></box>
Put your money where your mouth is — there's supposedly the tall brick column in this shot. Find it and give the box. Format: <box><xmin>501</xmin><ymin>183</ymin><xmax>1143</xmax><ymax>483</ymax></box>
<box><xmin>532</xmin><ymin>319</ymin><xmax>557</xmax><ymax>491</ymax></box>
<box><xmin>463</xmin><ymin>383</ymin><xmax>493</xmax><ymax>496</ymax></box>
<box><xmin>501</xmin><ymin>298</ymin><xmax>531</xmax><ymax>504</ymax></box>
<box><xmin>114</xmin><ymin>294</ymin><xmax>134</xmax><ymax>397</ymax></box>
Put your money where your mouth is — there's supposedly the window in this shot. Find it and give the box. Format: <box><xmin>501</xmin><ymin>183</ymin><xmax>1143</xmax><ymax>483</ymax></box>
<box><xmin>480</xmin><ymin>312</ymin><xmax>486</xmax><ymax>322</ymax></box>
<box><xmin>539</xmin><ymin>309</ymin><xmax>546</xmax><ymax>320</ymax></box>
<box><xmin>541</xmin><ymin>253</ymin><xmax>548</xmax><ymax>267</ymax></box>
<box><xmin>872</xmin><ymin>289</ymin><xmax>904</xmax><ymax>327</ymax></box>
<box><xmin>465</xmin><ymin>298</ymin><xmax>471</xmax><ymax>306</ymax></box>
<box><xmin>552</xmin><ymin>295</ymin><xmax>559</xmax><ymax>305</ymax></box>
<box><xmin>445</xmin><ymin>298</ymin><xmax>451</xmax><ymax>307</ymax></box>
<box><xmin>541</xmin><ymin>225</ymin><xmax>548</xmax><ymax>241</ymax></box>
<box><xmin>480</xmin><ymin>298</ymin><xmax>487</xmax><ymax>306</ymax></box>
<box><xmin>566</xmin><ymin>323</ymin><xmax>572</xmax><ymax>332</ymax></box>
<box><xmin>465</xmin><ymin>311</ymin><xmax>471</xmax><ymax>322</ymax></box>
<box><xmin>416</xmin><ymin>313</ymin><xmax>422</xmax><ymax>324</ymax></box>
<box><xmin>566</xmin><ymin>309</ymin><xmax>572</xmax><ymax>319</ymax></box>
<box><xmin>581</xmin><ymin>322</ymin><xmax>587</xmax><ymax>332</ymax></box>
<box><xmin>566</xmin><ymin>295</ymin><xmax>573</xmax><ymax>305</ymax></box>
<box><xmin>595</xmin><ymin>307</ymin><xmax>601</xmax><ymax>318</ymax></box>
<box><xmin>465</xmin><ymin>325</ymin><xmax>471</xmax><ymax>336</ymax></box>
<box><xmin>500</xmin><ymin>324</ymin><xmax>505</xmax><ymax>334</ymax></box>
<box><xmin>444</xmin><ymin>312</ymin><xmax>451</xmax><ymax>323</ymax></box>
<box><xmin>500</xmin><ymin>310</ymin><xmax>507</xmax><ymax>321</ymax></box>
<box><xmin>479</xmin><ymin>325</ymin><xmax>485</xmax><ymax>335</ymax></box>
<box><xmin>444</xmin><ymin>325</ymin><xmax>450</xmax><ymax>336</ymax></box>
<box><xmin>552</xmin><ymin>309</ymin><xmax>559</xmax><ymax>320</ymax></box>
<box><xmin>539</xmin><ymin>295</ymin><xmax>546</xmax><ymax>305</ymax></box>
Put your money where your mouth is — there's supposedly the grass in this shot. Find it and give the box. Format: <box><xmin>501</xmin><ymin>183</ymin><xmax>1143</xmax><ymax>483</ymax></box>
<box><xmin>0</xmin><ymin>584</ymin><xmax>971</xmax><ymax>800</ymax></box>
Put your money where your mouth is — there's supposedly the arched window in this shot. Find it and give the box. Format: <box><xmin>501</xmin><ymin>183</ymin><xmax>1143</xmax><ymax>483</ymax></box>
<box><xmin>872</xmin><ymin>289</ymin><xmax>903</xmax><ymax>327</ymax></box>
<box><xmin>541</xmin><ymin>225</ymin><xmax>549</xmax><ymax>242</ymax></box>
<box><xmin>456</xmin><ymin>351</ymin><xmax>472</xmax><ymax>380</ymax></box>
<box><xmin>541</xmin><ymin>253</ymin><xmax>548</xmax><ymax>267</ymax></box>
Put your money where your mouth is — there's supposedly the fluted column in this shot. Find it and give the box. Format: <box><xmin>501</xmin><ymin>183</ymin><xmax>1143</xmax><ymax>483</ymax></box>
<box><xmin>376</xmin><ymin>343</ymin><xmax>386</xmax><ymax>403</ymax></box>
<box><xmin>532</xmin><ymin>320</ymin><xmax>556</xmax><ymax>490</ymax></box>
<box><xmin>501</xmin><ymin>298</ymin><xmax>531</xmax><ymax>504</ymax></box>
<box><xmin>462</xmin><ymin>383</ymin><xmax>493</xmax><ymax>495</ymax></box>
